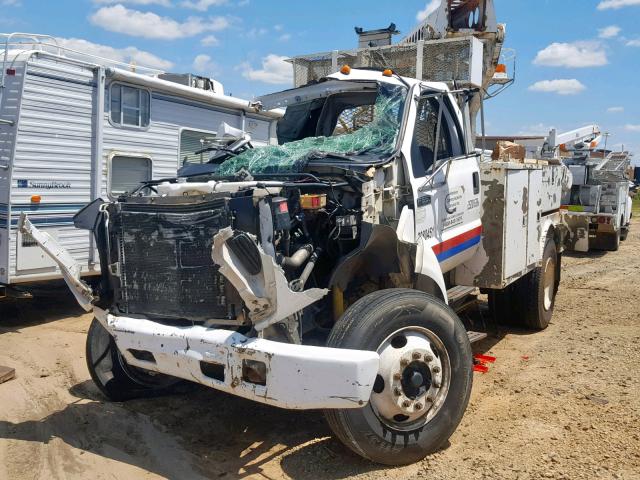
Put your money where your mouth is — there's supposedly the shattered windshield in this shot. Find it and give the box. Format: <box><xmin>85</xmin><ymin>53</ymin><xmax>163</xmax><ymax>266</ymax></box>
<box><xmin>217</xmin><ymin>82</ymin><xmax>407</xmax><ymax>175</ymax></box>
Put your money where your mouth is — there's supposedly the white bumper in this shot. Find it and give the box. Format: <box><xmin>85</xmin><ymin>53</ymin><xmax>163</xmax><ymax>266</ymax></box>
<box><xmin>95</xmin><ymin>309</ymin><xmax>380</xmax><ymax>410</ymax></box>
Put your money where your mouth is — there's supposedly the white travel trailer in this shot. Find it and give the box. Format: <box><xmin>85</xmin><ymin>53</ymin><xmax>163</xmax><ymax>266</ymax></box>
<box><xmin>0</xmin><ymin>33</ymin><xmax>280</xmax><ymax>296</ymax></box>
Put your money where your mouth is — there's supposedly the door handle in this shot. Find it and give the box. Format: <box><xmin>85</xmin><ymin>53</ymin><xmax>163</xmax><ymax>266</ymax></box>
<box><xmin>472</xmin><ymin>172</ymin><xmax>480</xmax><ymax>195</ymax></box>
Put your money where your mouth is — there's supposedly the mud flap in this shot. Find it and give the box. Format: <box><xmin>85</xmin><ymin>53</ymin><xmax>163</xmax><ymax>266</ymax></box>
<box><xmin>18</xmin><ymin>213</ymin><xmax>95</xmax><ymax>311</ymax></box>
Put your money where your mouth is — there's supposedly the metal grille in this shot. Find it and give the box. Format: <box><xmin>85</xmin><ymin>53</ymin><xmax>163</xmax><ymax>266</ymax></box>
<box><xmin>356</xmin><ymin>45</ymin><xmax>418</xmax><ymax>78</ymax></box>
<box><xmin>116</xmin><ymin>200</ymin><xmax>234</xmax><ymax>321</ymax></box>
<box><xmin>289</xmin><ymin>38</ymin><xmax>479</xmax><ymax>88</ymax></box>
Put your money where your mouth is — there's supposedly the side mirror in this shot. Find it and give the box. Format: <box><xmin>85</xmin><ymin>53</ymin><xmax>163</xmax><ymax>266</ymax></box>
<box><xmin>73</xmin><ymin>198</ymin><xmax>108</xmax><ymax>231</ymax></box>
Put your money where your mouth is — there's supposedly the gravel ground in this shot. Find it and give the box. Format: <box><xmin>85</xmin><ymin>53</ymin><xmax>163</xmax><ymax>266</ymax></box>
<box><xmin>0</xmin><ymin>220</ymin><xmax>638</xmax><ymax>480</ymax></box>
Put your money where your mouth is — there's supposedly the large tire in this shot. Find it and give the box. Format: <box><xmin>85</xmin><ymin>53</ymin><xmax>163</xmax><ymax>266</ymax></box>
<box><xmin>324</xmin><ymin>289</ymin><xmax>473</xmax><ymax>466</ymax></box>
<box><xmin>608</xmin><ymin>231</ymin><xmax>621</xmax><ymax>251</ymax></box>
<box><xmin>86</xmin><ymin>318</ymin><xmax>181</xmax><ymax>402</ymax></box>
<box><xmin>515</xmin><ymin>236</ymin><xmax>559</xmax><ymax>330</ymax></box>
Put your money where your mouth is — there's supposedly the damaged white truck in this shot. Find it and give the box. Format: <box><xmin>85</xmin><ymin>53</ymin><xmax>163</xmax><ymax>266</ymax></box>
<box><xmin>19</xmin><ymin>2</ymin><xmax>572</xmax><ymax>466</ymax></box>
<box><xmin>20</xmin><ymin>67</ymin><xmax>571</xmax><ymax>465</ymax></box>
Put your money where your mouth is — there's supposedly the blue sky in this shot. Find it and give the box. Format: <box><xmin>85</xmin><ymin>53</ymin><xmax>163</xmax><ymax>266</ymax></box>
<box><xmin>1</xmin><ymin>0</ymin><xmax>639</xmax><ymax>162</ymax></box>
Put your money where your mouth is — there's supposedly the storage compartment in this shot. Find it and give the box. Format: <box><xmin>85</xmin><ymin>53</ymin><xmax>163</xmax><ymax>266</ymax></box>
<box><xmin>454</xmin><ymin>163</ymin><xmax>565</xmax><ymax>289</ymax></box>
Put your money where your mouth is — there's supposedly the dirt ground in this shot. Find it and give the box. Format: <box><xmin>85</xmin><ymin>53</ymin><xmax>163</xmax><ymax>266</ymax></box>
<box><xmin>1</xmin><ymin>221</ymin><xmax>639</xmax><ymax>480</ymax></box>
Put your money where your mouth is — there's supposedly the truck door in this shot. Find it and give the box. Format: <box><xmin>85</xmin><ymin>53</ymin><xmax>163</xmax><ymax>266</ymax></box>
<box><xmin>410</xmin><ymin>91</ymin><xmax>482</xmax><ymax>274</ymax></box>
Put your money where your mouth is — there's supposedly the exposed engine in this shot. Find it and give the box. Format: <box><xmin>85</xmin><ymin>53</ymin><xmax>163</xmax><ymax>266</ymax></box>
<box><xmin>91</xmin><ymin>178</ymin><xmax>367</xmax><ymax>338</ymax></box>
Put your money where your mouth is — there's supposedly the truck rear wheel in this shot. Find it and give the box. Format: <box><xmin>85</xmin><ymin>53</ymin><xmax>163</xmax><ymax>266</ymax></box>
<box><xmin>489</xmin><ymin>236</ymin><xmax>558</xmax><ymax>330</ymax></box>
<box><xmin>86</xmin><ymin>318</ymin><xmax>180</xmax><ymax>402</ymax></box>
<box><xmin>324</xmin><ymin>289</ymin><xmax>473</xmax><ymax>466</ymax></box>
<box><xmin>517</xmin><ymin>236</ymin><xmax>558</xmax><ymax>330</ymax></box>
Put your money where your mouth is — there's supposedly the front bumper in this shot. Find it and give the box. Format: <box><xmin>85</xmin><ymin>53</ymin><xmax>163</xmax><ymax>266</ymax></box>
<box><xmin>95</xmin><ymin>308</ymin><xmax>380</xmax><ymax>410</ymax></box>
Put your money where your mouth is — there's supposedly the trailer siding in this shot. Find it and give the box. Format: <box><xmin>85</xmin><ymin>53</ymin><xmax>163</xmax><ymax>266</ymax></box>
<box><xmin>2</xmin><ymin>53</ymin><xmax>277</xmax><ymax>284</ymax></box>
<box><xmin>0</xmin><ymin>62</ymin><xmax>26</xmax><ymax>283</ymax></box>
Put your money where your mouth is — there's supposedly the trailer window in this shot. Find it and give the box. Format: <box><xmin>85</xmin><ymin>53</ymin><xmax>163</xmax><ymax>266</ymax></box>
<box><xmin>180</xmin><ymin>129</ymin><xmax>218</xmax><ymax>165</ymax></box>
<box><xmin>110</xmin><ymin>155</ymin><xmax>152</xmax><ymax>195</ymax></box>
<box><xmin>411</xmin><ymin>96</ymin><xmax>463</xmax><ymax>178</ymax></box>
<box><xmin>110</xmin><ymin>84</ymin><xmax>150</xmax><ymax>128</ymax></box>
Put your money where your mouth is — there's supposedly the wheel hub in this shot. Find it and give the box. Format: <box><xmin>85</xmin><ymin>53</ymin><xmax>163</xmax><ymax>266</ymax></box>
<box><xmin>370</xmin><ymin>327</ymin><xmax>450</xmax><ymax>430</ymax></box>
<box><xmin>543</xmin><ymin>256</ymin><xmax>556</xmax><ymax>311</ymax></box>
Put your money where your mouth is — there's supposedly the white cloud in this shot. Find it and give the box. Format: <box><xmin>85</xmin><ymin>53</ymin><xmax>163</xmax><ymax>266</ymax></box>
<box><xmin>90</xmin><ymin>5</ymin><xmax>229</xmax><ymax>40</ymax></box>
<box><xmin>57</xmin><ymin>37</ymin><xmax>173</xmax><ymax>70</ymax></box>
<box><xmin>528</xmin><ymin>79</ymin><xmax>587</xmax><ymax>95</ymax></box>
<box><xmin>627</xmin><ymin>39</ymin><xmax>640</xmax><ymax>47</ymax></box>
<box><xmin>598</xmin><ymin>25</ymin><xmax>621</xmax><ymax>38</ymax></box>
<box><xmin>518</xmin><ymin>123</ymin><xmax>555</xmax><ymax>136</ymax></box>
<box><xmin>192</xmin><ymin>54</ymin><xmax>218</xmax><ymax>75</ymax></box>
<box><xmin>279</xmin><ymin>33</ymin><xmax>292</xmax><ymax>42</ymax></box>
<box><xmin>625</xmin><ymin>125</ymin><xmax>640</xmax><ymax>132</ymax></box>
<box><xmin>200</xmin><ymin>35</ymin><xmax>219</xmax><ymax>47</ymax></box>
<box><xmin>246</xmin><ymin>27</ymin><xmax>268</xmax><ymax>39</ymax></box>
<box><xmin>607</xmin><ymin>106</ymin><xmax>624</xmax><ymax>113</ymax></box>
<box><xmin>241</xmin><ymin>54</ymin><xmax>292</xmax><ymax>85</ymax></box>
<box><xmin>417</xmin><ymin>0</ymin><xmax>442</xmax><ymax>22</ymax></box>
<box><xmin>533</xmin><ymin>41</ymin><xmax>608</xmax><ymax>68</ymax></box>
<box><xmin>180</xmin><ymin>0</ymin><xmax>227</xmax><ymax>11</ymax></box>
<box><xmin>1</xmin><ymin>0</ymin><xmax>21</xmax><ymax>5</ymax></box>
<box><xmin>93</xmin><ymin>0</ymin><xmax>172</xmax><ymax>5</ymax></box>
<box><xmin>597</xmin><ymin>0</ymin><xmax>640</xmax><ymax>9</ymax></box>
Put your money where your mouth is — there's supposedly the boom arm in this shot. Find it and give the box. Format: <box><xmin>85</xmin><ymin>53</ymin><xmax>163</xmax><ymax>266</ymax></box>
<box><xmin>546</xmin><ymin>125</ymin><xmax>602</xmax><ymax>153</ymax></box>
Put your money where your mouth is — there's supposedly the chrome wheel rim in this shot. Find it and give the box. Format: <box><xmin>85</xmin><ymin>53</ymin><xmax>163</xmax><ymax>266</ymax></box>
<box><xmin>370</xmin><ymin>326</ymin><xmax>451</xmax><ymax>432</ymax></box>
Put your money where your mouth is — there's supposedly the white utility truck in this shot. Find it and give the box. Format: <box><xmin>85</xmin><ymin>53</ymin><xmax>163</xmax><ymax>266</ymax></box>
<box><xmin>553</xmin><ymin>125</ymin><xmax>633</xmax><ymax>251</ymax></box>
<box><xmin>20</xmin><ymin>0</ymin><xmax>572</xmax><ymax>466</ymax></box>
<box><xmin>0</xmin><ymin>33</ymin><xmax>279</xmax><ymax>299</ymax></box>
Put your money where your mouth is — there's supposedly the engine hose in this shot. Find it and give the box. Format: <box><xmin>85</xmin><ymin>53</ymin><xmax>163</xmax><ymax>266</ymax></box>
<box><xmin>278</xmin><ymin>244</ymin><xmax>313</xmax><ymax>268</ymax></box>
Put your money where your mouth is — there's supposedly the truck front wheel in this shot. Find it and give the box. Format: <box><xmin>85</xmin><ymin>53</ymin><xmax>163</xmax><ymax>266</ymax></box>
<box><xmin>324</xmin><ymin>289</ymin><xmax>473</xmax><ymax>466</ymax></box>
<box><xmin>86</xmin><ymin>318</ymin><xmax>181</xmax><ymax>402</ymax></box>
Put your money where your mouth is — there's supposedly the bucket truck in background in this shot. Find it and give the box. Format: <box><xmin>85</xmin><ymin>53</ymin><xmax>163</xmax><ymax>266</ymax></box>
<box><xmin>544</xmin><ymin>126</ymin><xmax>633</xmax><ymax>251</ymax></box>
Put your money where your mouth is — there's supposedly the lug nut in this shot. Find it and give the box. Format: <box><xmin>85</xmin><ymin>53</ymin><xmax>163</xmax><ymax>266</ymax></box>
<box><xmin>426</xmin><ymin>396</ymin><xmax>434</xmax><ymax>403</ymax></box>
<box><xmin>393</xmin><ymin>373</ymin><xmax>402</xmax><ymax>381</ymax></box>
<box><xmin>400</xmin><ymin>359</ymin><xmax>409</xmax><ymax>367</ymax></box>
<box><xmin>415</xmin><ymin>403</ymin><xmax>423</xmax><ymax>411</ymax></box>
<box><xmin>412</xmin><ymin>352</ymin><xmax>422</xmax><ymax>360</ymax></box>
<box><xmin>433</xmin><ymin>381</ymin><xmax>441</xmax><ymax>388</ymax></box>
<box><xmin>394</xmin><ymin>387</ymin><xmax>402</xmax><ymax>396</ymax></box>
<box><xmin>432</xmin><ymin>366</ymin><xmax>441</xmax><ymax>374</ymax></box>
<box><xmin>402</xmin><ymin>400</ymin><xmax>411</xmax><ymax>408</ymax></box>
<box><xmin>424</xmin><ymin>355</ymin><xmax>434</xmax><ymax>362</ymax></box>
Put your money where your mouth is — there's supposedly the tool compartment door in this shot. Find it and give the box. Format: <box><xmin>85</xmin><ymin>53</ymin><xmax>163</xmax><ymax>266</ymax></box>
<box><xmin>527</xmin><ymin>169</ymin><xmax>543</xmax><ymax>265</ymax></box>
<box><xmin>503</xmin><ymin>170</ymin><xmax>528</xmax><ymax>279</ymax></box>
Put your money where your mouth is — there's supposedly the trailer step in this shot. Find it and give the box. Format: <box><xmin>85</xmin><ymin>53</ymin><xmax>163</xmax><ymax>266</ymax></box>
<box><xmin>467</xmin><ymin>331</ymin><xmax>488</xmax><ymax>344</ymax></box>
